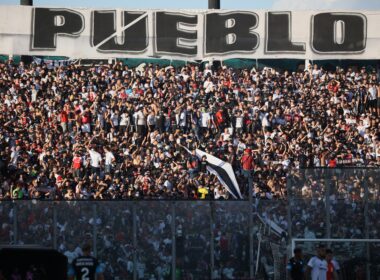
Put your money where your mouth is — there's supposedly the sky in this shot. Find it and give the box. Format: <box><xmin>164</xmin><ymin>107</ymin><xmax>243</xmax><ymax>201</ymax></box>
<box><xmin>1</xmin><ymin>0</ymin><xmax>380</xmax><ymax>10</ymax></box>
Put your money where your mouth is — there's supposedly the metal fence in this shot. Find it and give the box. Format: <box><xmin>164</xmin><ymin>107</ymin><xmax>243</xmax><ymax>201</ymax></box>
<box><xmin>0</xmin><ymin>168</ymin><xmax>379</xmax><ymax>280</ymax></box>
<box><xmin>287</xmin><ymin>168</ymin><xmax>380</xmax><ymax>280</ymax></box>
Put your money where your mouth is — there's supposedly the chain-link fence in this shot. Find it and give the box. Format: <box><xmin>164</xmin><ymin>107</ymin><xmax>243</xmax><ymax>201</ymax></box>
<box><xmin>0</xmin><ymin>168</ymin><xmax>379</xmax><ymax>279</ymax></box>
<box><xmin>287</xmin><ymin>168</ymin><xmax>380</xmax><ymax>280</ymax></box>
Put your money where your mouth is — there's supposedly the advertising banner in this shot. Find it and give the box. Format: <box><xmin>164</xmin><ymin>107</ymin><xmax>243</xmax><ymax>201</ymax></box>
<box><xmin>0</xmin><ymin>6</ymin><xmax>379</xmax><ymax>60</ymax></box>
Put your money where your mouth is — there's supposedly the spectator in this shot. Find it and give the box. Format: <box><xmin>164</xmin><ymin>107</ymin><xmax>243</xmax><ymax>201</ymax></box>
<box><xmin>72</xmin><ymin>153</ymin><xmax>82</xmax><ymax>179</ymax></box>
<box><xmin>241</xmin><ymin>148</ymin><xmax>254</xmax><ymax>194</ymax></box>
<box><xmin>287</xmin><ymin>247</ymin><xmax>305</xmax><ymax>280</ymax></box>
<box><xmin>104</xmin><ymin>146</ymin><xmax>115</xmax><ymax>175</ymax></box>
<box><xmin>88</xmin><ymin>145</ymin><xmax>102</xmax><ymax>180</ymax></box>
<box><xmin>306</xmin><ymin>244</ymin><xmax>328</xmax><ymax>280</ymax></box>
<box><xmin>0</xmin><ymin>60</ymin><xmax>379</xmax><ymax>200</ymax></box>
<box><xmin>187</xmin><ymin>150</ymin><xmax>200</xmax><ymax>179</ymax></box>
<box><xmin>326</xmin><ymin>249</ymin><xmax>339</xmax><ymax>280</ymax></box>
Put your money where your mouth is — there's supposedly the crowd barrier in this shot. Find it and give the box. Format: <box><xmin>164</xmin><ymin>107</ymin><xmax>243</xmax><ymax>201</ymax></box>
<box><xmin>0</xmin><ymin>168</ymin><xmax>379</xmax><ymax>279</ymax></box>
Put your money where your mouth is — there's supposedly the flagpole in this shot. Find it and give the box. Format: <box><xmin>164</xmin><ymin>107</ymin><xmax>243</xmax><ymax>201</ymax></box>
<box><xmin>255</xmin><ymin>232</ymin><xmax>262</xmax><ymax>275</ymax></box>
<box><xmin>20</xmin><ymin>0</ymin><xmax>33</xmax><ymax>64</ymax></box>
<box><xmin>249</xmin><ymin>174</ymin><xmax>254</xmax><ymax>278</ymax></box>
<box><xmin>208</xmin><ymin>0</ymin><xmax>220</xmax><ymax>9</ymax></box>
<box><xmin>20</xmin><ymin>0</ymin><xmax>32</xmax><ymax>5</ymax></box>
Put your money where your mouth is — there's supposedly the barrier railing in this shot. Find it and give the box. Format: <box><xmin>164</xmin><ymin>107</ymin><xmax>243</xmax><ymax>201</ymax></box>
<box><xmin>0</xmin><ymin>168</ymin><xmax>379</xmax><ymax>279</ymax></box>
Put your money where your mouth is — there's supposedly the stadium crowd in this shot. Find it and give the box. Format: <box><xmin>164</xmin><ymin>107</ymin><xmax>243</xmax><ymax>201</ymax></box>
<box><xmin>0</xmin><ymin>59</ymin><xmax>379</xmax><ymax>200</ymax></box>
<box><xmin>287</xmin><ymin>169</ymin><xmax>380</xmax><ymax>240</ymax></box>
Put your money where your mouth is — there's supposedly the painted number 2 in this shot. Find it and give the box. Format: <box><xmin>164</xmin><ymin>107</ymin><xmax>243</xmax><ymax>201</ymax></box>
<box><xmin>81</xmin><ymin>267</ymin><xmax>89</xmax><ymax>280</ymax></box>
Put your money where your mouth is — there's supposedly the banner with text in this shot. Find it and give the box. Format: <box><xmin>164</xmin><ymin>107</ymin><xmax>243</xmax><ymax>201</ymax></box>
<box><xmin>0</xmin><ymin>6</ymin><xmax>379</xmax><ymax>60</ymax></box>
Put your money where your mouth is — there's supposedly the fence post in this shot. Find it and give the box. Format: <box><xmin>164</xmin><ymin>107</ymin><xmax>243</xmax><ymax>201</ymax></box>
<box><xmin>171</xmin><ymin>202</ymin><xmax>176</xmax><ymax>280</ymax></box>
<box><xmin>364</xmin><ymin>173</ymin><xmax>370</xmax><ymax>280</ymax></box>
<box><xmin>13</xmin><ymin>201</ymin><xmax>18</xmax><ymax>245</ymax></box>
<box><xmin>324</xmin><ymin>170</ymin><xmax>331</xmax><ymax>239</ymax></box>
<box><xmin>287</xmin><ymin>175</ymin><xmax>293</xmax><ymax>256</ymax></box>
<box><xmin>133</xmin><ymin>202</ymin><xmax>137</xmax><ymax>280</ymax></box>
<box><xmin>53</xmin><ymin>202</ymin><xmax>57</xmax><ymax>250</ymax></box>
<box><xmin>249</xmin><ymin>193</ymin><xmax>254</xmax><ymax>278</ymax></box>
<box><xmin>92</xmin><ymin>204</ymin><xmax>97</xmax><ymax>257</ymax></box>
<box><xmin>13</xmin><ymin>201</ymin><xmax>17</xmax><ymax>244</ymax></box>
<box><xmin>210</xmin><ymin>201</ymin><xmax>215</xmax><ymax>279</ymax></box>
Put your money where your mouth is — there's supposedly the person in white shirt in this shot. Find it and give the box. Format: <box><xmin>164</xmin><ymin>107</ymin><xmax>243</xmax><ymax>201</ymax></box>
<box><xmin>203</xmin><ymin>64</ymin><xmax>212</xmax><ymax>76</ymax></box>
<box><xmin>147</xmin><ymin>112</ymin><xmax>156</xmax><ymax>132</ymax></box>
<box><xmin>368</xmin><ymin>83</ymin><xmax>377</xmax><ymax>114</ymax></box>
<box><xmin>307</xmin><ymin>244</ymin><xmax>328</xmax><ymax>280</ymax></box>
<box><xmin>104</xmin><ymin>146</ymin><xmax>115</xmax><ymax>174</ymax></box>
<box><xmin>110</xmin><ymin>110</ymin><xmax>119</xmax><ymax>129</ymax></box>
<box><xmin>221</xmin><ymin>128</ymin><xmax>232</xmax><ymax>142</ymax></box>
<box><xmin>200</xmin><ymin>108</ymin><xmax>211</xmax><ymax>136</ymax></box>
<box><xmin>212</xmin><ymin>185</ymin><xmax>222</xmax><ymax>199</ymax></box>
<box><xmin>234</xmin><ymin>111</ymin><xmax>244</xmax><ymax>135</ymax></box>
<box><xmin>88</xmin><ymin>147</ymin><xmax>102</xmax><ymax>179</ymax></box>
<box><xmin>273</xmin><ymin>88</ymin><xmax>282</xmax><ymax>100</ymax></box>
<box><xmin>180</xmin><ymin>69</ymin><xmax>190</xmax><ymax>81</ymax></box>
<box><xmin>133</xmin><ymin>107</ymin><xmax>146</xmax><ymax>136</ymax></box>
<box><xmin>80</xmin><ymin>87</ymin><xmax>88</xmax><ymax>100</ymax></box>
<box><xmin>203</xmin><ymin>76</ymin><xmax>214</xmax><ymax>93</ymax></box>
<box><xmin>31</xmin><ymin>84</ymin><xmax>38</xmax><ymax>102</ymax></box>
<box><xmin>119</xmin><ymin>111</ymin><xmax>130</xmax><ymax>133</ymax></box>
<box><xmin>179</xmin><ymin>109</ymin><xmax>187</xmax><ymax>132</ymax></box>
<box><xmin>312</xmin><ymin>64</ymin><xmax>321</xmax><ymax>79</ymax></box>
<box><xmin>10</xmin><ymin>146</ymin><xmax>20</xmax><ymax>167</ymax></box>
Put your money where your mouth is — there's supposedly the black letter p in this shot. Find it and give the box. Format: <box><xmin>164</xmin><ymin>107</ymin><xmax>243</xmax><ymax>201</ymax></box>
<box><xmin>32</xmin><ymin>8</ymin><xmax>84</xmax><ymax>49</ymax></box>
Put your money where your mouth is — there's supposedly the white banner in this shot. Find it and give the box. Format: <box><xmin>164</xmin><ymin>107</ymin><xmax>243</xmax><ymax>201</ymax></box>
<box><xmin>0</xmin><ymin>6</ymin><xmax>379</xmax><ymax>60</ymax></box>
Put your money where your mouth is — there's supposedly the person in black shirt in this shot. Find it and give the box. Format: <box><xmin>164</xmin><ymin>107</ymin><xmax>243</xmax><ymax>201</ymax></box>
<box><xmin>199</xmin><ymin>155</ymin><xmax>208</xmax><ymax>173</ymax></box>
<box><xmin>155</xmin><ymin>110</ymin><xmax>165</xmax><ymax>134</ymax></box>
<box><xmin>187</xmin><ymin>150</ymin><xmax>200</xmax><ymax>178</ymax></box>
<box><xmin>68</xmin><ymin>244</ymin><xmax>104</xmax><ymax>280</ymax></box>
<box><xmin>287</xmin><ymin>247</ymin><xmax>305</xmax><ymax>280</ymax></box>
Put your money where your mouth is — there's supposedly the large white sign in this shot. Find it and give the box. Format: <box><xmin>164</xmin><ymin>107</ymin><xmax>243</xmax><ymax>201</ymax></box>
<box><xmin>0</xmin><ymin>6</ymin><xmax>379</xmax><ymax>60</ymax></box>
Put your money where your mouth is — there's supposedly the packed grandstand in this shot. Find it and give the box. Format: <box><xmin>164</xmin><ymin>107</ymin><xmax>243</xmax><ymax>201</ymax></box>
<box><xmin>1</xmin><ymin>1</ymin><xmax>380</xmax><ymax>279</ymax></box>
<box><xmin>0</xmin><ymin>59</ymin><xmax>379</xmax><ymax>200</ymax></box>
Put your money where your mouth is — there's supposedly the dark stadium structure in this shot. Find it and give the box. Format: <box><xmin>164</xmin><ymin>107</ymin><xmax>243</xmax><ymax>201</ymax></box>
<box><xmin>0</xmin><ymin>246</ymin><xmax>67</xmax><ymax>280</ymax></box>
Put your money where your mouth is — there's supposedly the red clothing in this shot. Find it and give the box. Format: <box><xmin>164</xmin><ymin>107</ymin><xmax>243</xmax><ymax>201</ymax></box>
<box><xmin>241</xmin><ymin>154</ymin><xmax>254</xmax><ymax>170</ymax></box>
<box><xmin>328</xmin><ymin>82</ymin><xmax>340</xmax><ymax>93</ymax></box>
<box><xmin>72</xmin><ymin>157</ymin><xmax>81</xmax><ymax>169</ymax></box>
<box><xmin>327</xmin><ymin>261</ymin><xmax>335</xmax><ymax>280</ymax></box>
<box><xmin>82</xmin><ymin>112</ymin><xmax>91</xmax><ymax>124</ymax></box>
<box><xmin>223</xmin><ymin>80</ymin><xmax>231</xmax><ymax>88</ymax></box>
<box><xmin>21</xmin><ymin>116</ymin><xmax>28</xmax><ymax>126</ymax></box>
<box><xmin>188</xmin><ymin>156</ymin><xmax>199</xmax><ymax>169</ymax></box>
<box><xmin>60</xmin><ymin>111</ymin><xmax>68</xmax><ymax>123</ymax></box>
<box><xmin>119</xmin><ymin>91</ymin><xmax>127</xmax><ymax>100</ymax></box>
<box><xmin>215</xmin><ymin>111</ymin><xmax>224</xmax><ymax>125</ymax></box>
<box><xmin>329</xmin><ymin>158</ymin><xmax>337</xmax><ymax>168</ymax></box>
<box><xmin>244</xmin><ymin>113</ymin><xmax>251</xmax><ymax>125</ymax></box>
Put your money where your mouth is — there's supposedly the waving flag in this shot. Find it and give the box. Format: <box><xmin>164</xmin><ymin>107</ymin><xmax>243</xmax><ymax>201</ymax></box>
<box><xmin>182</xmin><ymin>146</ymin><xmax>242</xmax><ymax>199</ymax></box>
